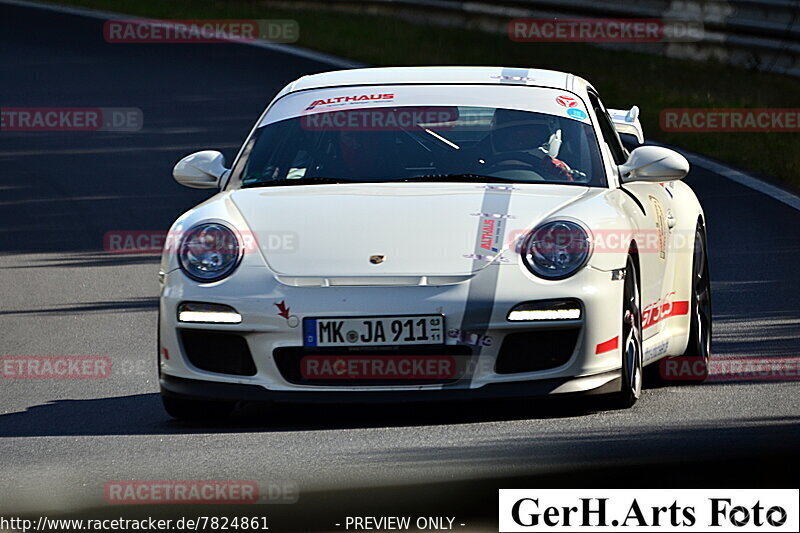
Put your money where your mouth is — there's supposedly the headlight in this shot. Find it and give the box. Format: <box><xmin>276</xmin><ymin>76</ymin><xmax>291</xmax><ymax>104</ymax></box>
<box><xmin>521</xmin><ymin>220</ymin><xmax>591</xmax><ymax>279</ymax></box>
<box><xmin>178</xmin><ymin>222</ymin><xmax>241</xmax><ymax>282</ymax></box>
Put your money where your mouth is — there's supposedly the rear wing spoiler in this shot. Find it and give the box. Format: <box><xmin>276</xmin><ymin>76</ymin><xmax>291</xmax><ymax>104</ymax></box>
<box><xmin>608</xmin><ymin>106</ymin><xmax>644</xmax><ymax>144</ymax></box>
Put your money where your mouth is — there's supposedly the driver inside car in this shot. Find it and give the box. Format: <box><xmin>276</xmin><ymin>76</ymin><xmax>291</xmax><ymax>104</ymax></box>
<box><xmin>478</xmin><ymin>108</ymin><xmax>574</xmax><ymax>182</ymax></box>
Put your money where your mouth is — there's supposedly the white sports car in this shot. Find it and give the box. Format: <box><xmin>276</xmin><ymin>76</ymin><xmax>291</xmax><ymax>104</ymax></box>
<box><xmin>158</xmin><ymin>66</ymin><xmax>711</xmax><ymax>420</ymax></box>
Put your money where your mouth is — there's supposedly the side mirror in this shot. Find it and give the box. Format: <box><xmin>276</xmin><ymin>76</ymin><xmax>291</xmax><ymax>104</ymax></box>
<box><xmin>173</xmin><ymin>150</ymin><xmax>228</xmax><ymax>189</ymax></box>
<box><xmin>619</xmin><ymin>146</ymin><xmax>689</xmax><ymax>183</ymax></box>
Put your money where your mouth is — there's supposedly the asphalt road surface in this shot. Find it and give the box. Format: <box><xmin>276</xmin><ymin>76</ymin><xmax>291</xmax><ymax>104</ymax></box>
<box><xmin>1</xmin><ymin>2</ymin><xmax>799</xmax><ymax>530</ymax></box>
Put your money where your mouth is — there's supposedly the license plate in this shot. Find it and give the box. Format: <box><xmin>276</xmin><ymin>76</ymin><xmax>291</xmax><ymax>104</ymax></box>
<box><xmin>303</xmin><ymin>315</ymin><xmax>444</xmax><ymax>347</ymax></box>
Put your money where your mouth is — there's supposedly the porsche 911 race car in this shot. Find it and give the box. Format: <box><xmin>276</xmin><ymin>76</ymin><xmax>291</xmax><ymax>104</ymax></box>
<box><xmin>158</xmin><ymin>66</ymin><xmax>712</xmax><ymax>420</ymax></box>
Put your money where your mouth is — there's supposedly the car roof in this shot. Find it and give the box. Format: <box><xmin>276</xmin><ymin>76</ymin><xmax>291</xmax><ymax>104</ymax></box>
<box><xmin>277</xmin><ymin>66</ymin><xmax>584</xmax><ymax>98</ymax></box>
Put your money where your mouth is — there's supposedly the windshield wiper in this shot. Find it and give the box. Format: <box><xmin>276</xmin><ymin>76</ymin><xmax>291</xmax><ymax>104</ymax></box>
<box><xmin>241</xmin><ymin>177</ymin><xmax>362</xmax><ymax>188</ymax></box>
<box><xmin>403</xmin><ymin>173</ymin><xmax>520</xmax><ymax>183</ymax></box>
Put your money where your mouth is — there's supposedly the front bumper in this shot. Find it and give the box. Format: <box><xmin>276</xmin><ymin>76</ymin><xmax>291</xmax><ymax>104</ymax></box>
<box><xmin>158</xmin><ymin>260</ymin><xmax>625</xmax><ymax>398</ymax></box>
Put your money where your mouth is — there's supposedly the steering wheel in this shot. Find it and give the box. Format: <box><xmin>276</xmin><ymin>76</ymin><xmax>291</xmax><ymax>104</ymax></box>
<box><xmin>481</xmin><ymin>150</ymin><xmax>545</xmax><ymax>172</ymax></box>
<box><xmin>482</xmin><ymin>150</ymin><xmax>578</xmax><ymax>183</ymax></box>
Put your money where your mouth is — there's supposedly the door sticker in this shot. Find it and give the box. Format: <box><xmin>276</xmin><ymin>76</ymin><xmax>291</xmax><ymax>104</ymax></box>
<box><xmin>648</xmin><ymin>195</ymin><xmax>668</xmax><ymax>262</ymax></box>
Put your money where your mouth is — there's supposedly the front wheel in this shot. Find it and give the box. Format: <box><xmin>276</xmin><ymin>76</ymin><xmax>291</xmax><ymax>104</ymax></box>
<box><xmin>613</xmin><ymin>256</ymin><xmax>643</xmax><ymax>408</ymax></box>
<box><xmin>655</xmin><ymin>223</ymin><xmax>712</xmax><ymax>384</ymax></box>
<box><xmin>683</xmin><ymin>224</ymin><xmax>712</xmax><ymax>381</ymax></box>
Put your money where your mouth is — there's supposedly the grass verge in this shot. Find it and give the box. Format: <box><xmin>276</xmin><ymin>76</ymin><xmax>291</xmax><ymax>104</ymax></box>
<box><xmin>35</xmin><ymin>0</ymin><xmax>800</xmax><ymax>188</ymax></box>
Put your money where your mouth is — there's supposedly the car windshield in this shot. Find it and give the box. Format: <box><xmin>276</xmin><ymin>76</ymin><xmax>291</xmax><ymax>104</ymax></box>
<box><xmin>229</xmin><ymin>105</ymin><xmax>605</xmax><ymax>188</ymax></box>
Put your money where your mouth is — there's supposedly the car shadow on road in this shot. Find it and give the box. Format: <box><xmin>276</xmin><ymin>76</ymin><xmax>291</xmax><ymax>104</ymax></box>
<box><xmin>3</xmin><ymin>364</ymin><xmax>798</xmax><ymax>437</ymax></box>
<box><xmin>0</xmin><ymin>392</ymin><xmax>627</xmax><ymax>437</ymax></box>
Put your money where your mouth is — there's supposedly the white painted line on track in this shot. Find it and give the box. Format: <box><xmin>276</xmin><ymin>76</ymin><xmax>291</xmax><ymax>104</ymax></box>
<box><xmin>649</xmin><ymin>140</ymin><xmax>800</xmax><ymax>212</ymax></box>
<box><xmin>685</xmin><ymin>152</ymin><xmax>800</xmax><ymax>212</ymax></box>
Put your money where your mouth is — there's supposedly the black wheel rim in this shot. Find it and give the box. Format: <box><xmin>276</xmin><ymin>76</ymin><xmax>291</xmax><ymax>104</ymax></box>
<box><xmin>623</xmin><ymin>262</ymin><xmax>643</xmax><ymax>398</ymax></box>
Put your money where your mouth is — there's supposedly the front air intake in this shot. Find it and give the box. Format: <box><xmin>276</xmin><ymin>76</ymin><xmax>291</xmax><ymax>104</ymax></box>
<box><xmin>179</xmin><ymin>330</ymin><xmax>257</xmax><ymax>376</ymax></box>
<box><xmin>495</xmin><ymin>329</ymin><xmax>580</xmax><ymax>374</ymax></box>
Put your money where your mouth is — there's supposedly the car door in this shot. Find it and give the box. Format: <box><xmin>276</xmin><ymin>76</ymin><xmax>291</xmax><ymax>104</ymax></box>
<box><xmin>587</xmin><ymin>90</ymin><xmax>674</xmax><ymax>340</ymax></box>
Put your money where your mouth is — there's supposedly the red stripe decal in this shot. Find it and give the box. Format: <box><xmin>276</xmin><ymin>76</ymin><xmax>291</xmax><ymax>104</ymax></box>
<box><xmin>596</xmin><ymin>300</ymin><xmax>689</xmax><ymax>356</ymax></box>
<box><xmin>671</xmin><ymin>300</ymin><xmax>690</xmax><ymax>317</ymax></box>
<box><xmin>595</xmin><ymin>336</ymin><xmax>619</xmax><ymax>355</ymax></box>
<box><xmin>643</xmin><ymin>299</ymin><xmax>690</xmax><ymax>329</ymax></box>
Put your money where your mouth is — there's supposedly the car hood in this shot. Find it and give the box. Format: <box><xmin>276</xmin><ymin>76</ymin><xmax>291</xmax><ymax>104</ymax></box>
<box><xmin>230</xmin><ymin>182</ymin><xmax>590</xmax><ymax>278</ymax></box>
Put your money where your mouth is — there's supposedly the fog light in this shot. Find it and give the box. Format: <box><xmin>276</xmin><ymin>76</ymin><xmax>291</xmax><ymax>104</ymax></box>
<box><xmin>177</xmin><ymin>302</ymin><xmax>242</xmax><ymax>324</ymax></box>
<box><xmin>507</xmin><ymin>299</ymin><xmax>582</xmax><ymax>321</ymax></box>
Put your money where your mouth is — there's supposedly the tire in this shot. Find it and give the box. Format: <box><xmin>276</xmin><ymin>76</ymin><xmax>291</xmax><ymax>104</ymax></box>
<box><xmin>654</xmin><ymin>223</ymin><xmax>712</xmax><ymax>384</ymax></box>
<box><xmin>162</xmin><ymin>395</ymin><xmax>234</xmax><ymax>422</ymax></box>
<box><xmin>613</xmin><ymin>255</ymin><xmax>643</xmax><ymax>408</ymax></box>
